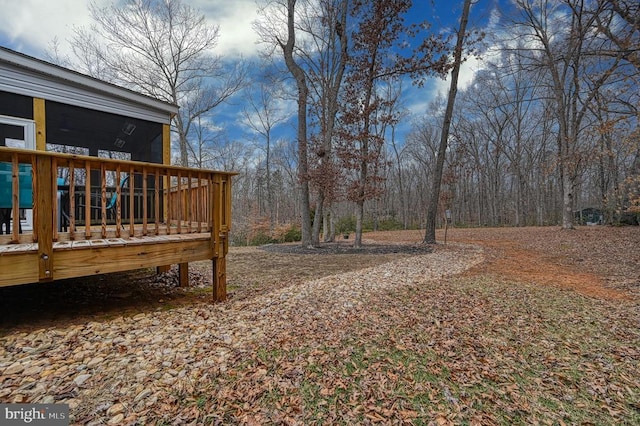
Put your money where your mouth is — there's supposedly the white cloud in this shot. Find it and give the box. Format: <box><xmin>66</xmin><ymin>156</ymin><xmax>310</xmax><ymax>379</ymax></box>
<box><xmin>0</xmin><ymin>0</ymin><xmax>97</xmax><ymax>56</ymax></box>
<box><xmin>405</xmin><ymin>3</ymin><xmax>508</xmax><ymax>118</ymax></box>
<box><xmin>193</xmin><ymin>0</ymin><xmax>261</xmax><ymax>57</ymax></box>
<box><xmin>432</xmin><ymin>54</ymin><xmax>483</xmax><ymax>97</ymax></box>
<box><xmin>0</xmin><ymin>0</ymin><xmax>261</xmax><ymax>59</ymax></box>
<box><xmin>403</xmin><ymin>54</ymin><xmax>484</xmax><ymax>121</ymax></box>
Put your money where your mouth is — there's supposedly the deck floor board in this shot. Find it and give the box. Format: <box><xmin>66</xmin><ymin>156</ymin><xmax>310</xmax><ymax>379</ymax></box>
<box><xmin>1</xmin><ymin>231</ymin><xmax>211</xmax><ymax>255</ymax></box>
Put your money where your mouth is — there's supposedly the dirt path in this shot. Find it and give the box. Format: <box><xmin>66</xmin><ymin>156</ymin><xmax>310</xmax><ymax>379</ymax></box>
<box><xmin>366</xmin><ymin>226</ymin><xmax>639</xmax><ymax>302</ymax></box>
<box><xmin>462</xmin><ymin>238</ymin><xmax>631</xmax><ymax>301</ymax></box>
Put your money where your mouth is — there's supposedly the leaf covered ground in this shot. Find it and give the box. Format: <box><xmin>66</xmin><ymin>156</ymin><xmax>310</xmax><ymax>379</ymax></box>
<box><xmin>0</xmin><ymin>226</ymin><xmax>639</xmax><ymax>425</ymax></box>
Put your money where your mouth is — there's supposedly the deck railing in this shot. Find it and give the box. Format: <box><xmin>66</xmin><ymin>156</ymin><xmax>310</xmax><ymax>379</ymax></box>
<box><xmin>0</xmin><ymin>147</ymin><xmax>233</xmax><ymax>284</ymax></box>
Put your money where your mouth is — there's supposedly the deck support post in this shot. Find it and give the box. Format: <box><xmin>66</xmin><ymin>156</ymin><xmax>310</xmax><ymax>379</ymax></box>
<box><xmin>157</xmin><ymin>265</ymin><xmax>171</xmax><ymax>274</ymax></box>
<box><xmin>212</xmin><ymin>254</ymin><xmax>226</xmax><ymax>302</ymax></box>
<box><xmin>179</xmin><ymin>262</ymin><xmax>189</xmax><ymax>287</ymax></box>
<box><xmin>211</xmin><ymin>174</ymin><xmax>229</xmax><ymax>302</ymax></box>
<box><xmin>36</xmin><ymin>156</ymin><xmax>54</xmax><ymax>281</ymax></box>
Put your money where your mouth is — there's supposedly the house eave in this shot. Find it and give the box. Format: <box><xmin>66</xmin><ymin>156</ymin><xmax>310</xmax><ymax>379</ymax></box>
<box><xmin>0</xmin><ymin>47</ymin><xmax>179</xmax><ymax>123</ymax></box>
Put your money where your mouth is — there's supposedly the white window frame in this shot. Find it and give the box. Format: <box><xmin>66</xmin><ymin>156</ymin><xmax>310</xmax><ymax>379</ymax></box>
<box><xmin>0</xmin><ymin>114</ymin><xmax>36</xmax><ymax>150</ymax></box>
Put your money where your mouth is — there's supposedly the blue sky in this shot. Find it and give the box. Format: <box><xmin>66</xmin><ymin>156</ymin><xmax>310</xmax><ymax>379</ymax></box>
<box><xmin>0</xmin><ymin>0</ymin><xmax>504</xmax><ymax>150</ymax></box>
<box><xmin>0</xmin><ymin>1</ymin><xmax>502</xmax><ymax>58</ymax></box>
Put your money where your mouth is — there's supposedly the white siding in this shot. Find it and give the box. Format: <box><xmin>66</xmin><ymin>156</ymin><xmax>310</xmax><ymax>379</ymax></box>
<box><xmin>0</xmin><ymin>49</ymin><xmax>177</xmax><ymax>124</ymax></box>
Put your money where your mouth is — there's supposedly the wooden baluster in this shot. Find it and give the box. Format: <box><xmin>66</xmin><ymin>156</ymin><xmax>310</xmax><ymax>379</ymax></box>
<box><xmin>52</xmin><ymin>157</ymin><xmax>58</xmax><ymax>242</ymax></box>
<box><xmin>197</xmin><ymin>172</ymin><xmax>203</xmax><ymax>233</ymax></box>
<box><xmin>129</xmin><ymin>167</ymin><xmax>135</xmax><ymax>237</ymax></box>
<box><xmin>166</xmin><ymin>171</ymin><xmax>172</xmax><ymax>235</ymax></box>
<box><xmin>142</xmin><ymin>168</ymin><xmax>148</xmax><ymax>236</ymax></box>
<box><xmin>115</xmin><ymin>166</ymin><xmax>121</xmax><ymax>238</ymax></box>
<box><xmin>69</xmin><ymin>162</ymin><xmax>76</xmax><ymax>239</ymax></box>
<box><xmin>10</xmin><ymin>155</ymin><xmax>19</xmax><ymax>243</ymax></box>
<box><xmin>85</xmin><ymin>162</ymin><xmax>91</xmax><ymax>239</ymax></box>
<box><xmin>221</xmin><ymin>178</ymin><xmax>228</xmax><ymax>232</ymax></box>
<box><xmin>176</xmin><ymin>171</ymin><xmax>182</xmax><ymax>234</ymax></box>
<box><xmin>208</xmin><ymin>175</ymin><xmax>214</xmax><ymax>233</ymax></box>
<box><xmin>154</xmin><ymin>169</ymin><xmax>160</xmax><ymax>235</ymax></box>
<box><xmin>185</xmin><ymin>172</ymin><xmax>193</xmax><ymax>234</ymax></box>
<box><xmin>31</xmin><ymin>155</ymin><xmax>38</xmax><ymax>243</ymax></box>
<box><xmin>101</xmin><ymin>164</ymin><xmax>107</xmax><ymax>239</ymax></box>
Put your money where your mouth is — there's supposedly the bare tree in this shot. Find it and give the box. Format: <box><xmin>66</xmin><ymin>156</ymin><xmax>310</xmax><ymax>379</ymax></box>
<box><xmin>387</xmin><ymin>91</ymin><xmax>410</xmax><ymax>230</ymax></box>
<box><xmin>511</xmin><ymin>0</ymin><xmax>627</xmax><ymax>229</ymax></box>
<box><xmin>241</xmin><ymin>77</ymin><xmax>289</xmax><ymax>235</ymax></box>
<box><xmin>260</xmin><ymin>0</ymin><xmax>314</xmax><ymax>247</ymax></box>
<box><xmin>423</xmin><ymin>0</ymin><xmax>472</xmax><ymax>244</ymax></box>
<box><xmin>339</xmin><ymin>0</ymin><xmax>450</xmax><ymax>248</ymax></box>
<box><xmin>594</xmin><ymin>0</ymin><xmax>640</xmax><ymax>70</ymax></box>
<box><xmin>298</xmin><ymin>0</ymin><xmax>349</xmax><ymax>246</ymax></box>
<box><xmin>188</xmin><ymin>115</ymin><xmax>225</xmax><ymax>169</ymax></box>
<box><xmin>69</xmin><ymin>0</ymin><xmax>246</xmax><ymax>166</ymax></box>
<box><xmin>256</xmin><ymin>0</ymin><xmax>353</xmax><ymax>247</ymax></box>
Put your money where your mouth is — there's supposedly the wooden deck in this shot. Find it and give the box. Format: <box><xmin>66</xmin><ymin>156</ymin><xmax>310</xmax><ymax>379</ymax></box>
<box><xmin>0</xmin><ymin>147</ymin><xmax>233</xmax><ymax>301</ymax></box>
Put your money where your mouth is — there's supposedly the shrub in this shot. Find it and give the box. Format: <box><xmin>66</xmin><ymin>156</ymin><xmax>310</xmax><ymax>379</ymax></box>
<box><xmin>335</xmin><ymin>216</ymin><xmax>356</xmax><ymax>234</ymax></box>
<box><xmin>230</xmin><ymin>231</ymin><xmax>248</xmax><ymax>246</ymax></box>
<box><xmin>376</xmin><ymin>217</ymin><xmax>404</xmax><ymax>231</ymax></box>
<box><xmin>282</xmin><ymin>226</ymin><xmax>302</xmax><ymax>242</ymax></box>
<box><xmin>250</xmin><ymin>232</ymin><xmax>275</xmax><ymax>246</ymax></box>
<box><xmin>271</xmin><ymin>223</ymin><xmax>302</xmax><ymax>243</ymax></box>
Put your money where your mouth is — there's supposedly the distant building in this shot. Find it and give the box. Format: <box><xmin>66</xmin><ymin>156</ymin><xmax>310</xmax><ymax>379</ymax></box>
<box><xmin>575</xmin><ymin>208</ymin><xmax>604</xmax><ymax>225</ymax></box>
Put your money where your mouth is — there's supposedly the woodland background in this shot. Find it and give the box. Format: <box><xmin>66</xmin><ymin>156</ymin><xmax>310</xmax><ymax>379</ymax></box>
<box><xmin>42</xmin><ymin>0</ymin><xmax>639</xmax><ymax>245</ymax></box>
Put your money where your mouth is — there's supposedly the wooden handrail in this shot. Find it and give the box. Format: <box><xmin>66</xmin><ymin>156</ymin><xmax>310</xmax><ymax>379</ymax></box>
<box><xmin>0</xmin><ymin>147</ymin><xmax>236</xmax><ymax>178</ymax></box>
<box><xmin>0</xmin><ymin>146</ymin><xmax>235</xmax><ymax>249</ymax></box>
<box><xmin>0</xmin><ymin>146</ymin><xmax>234</xmax><ymax>300</ymax></box>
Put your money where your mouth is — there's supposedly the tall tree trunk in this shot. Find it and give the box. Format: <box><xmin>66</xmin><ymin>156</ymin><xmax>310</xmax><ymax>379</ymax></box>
<box><xmin>518</xmin><ymin>169</ymin><xmax>527</xmax><ymax>226</ymax></box>
<box><xmin>561</xmin><ymin>170</ymin><xmax>575</xmax><ymax>229</ymax></box>
<box><xmin>355</xmin><ymin>199</ymin><xmax>364</xmax><ymax>247</ymax></box>
<box><xmin>557</xmin><ymin>119</ymin><xmax>575</xmax><ymax>230</ymax></box>
<box><xmin>323</xmin><ymin>207</ymin><xmax>335</xmax><ymax>242</ymax></box>
<box><xmin>311</xmin><ymin>0</ymin><xmax>348</xmax><ymax>246</ymax></box>
<box><xmin>280</xmin><ymin>0</ymin><xmax>312</xmax><ymax>247</ymax></box>
<box><xmin>266</xmin><ymin>133</ymin><xmax>274</xmax><ymax>235</ymax></box>
<box><xmin>312</xmin><ymin>193</ymin><xmax>324</xmax><ymax>245</ymax></box>
<box><xmin>354</xmin><ymin>80</ymin><xmax>373</xmax><ymax>248</ymax></box>
<box><xmin>390</xmin><ymin>125</ymin><xmax>407</xmax><ymax>229</ymax></box>
<box><xmin>424</xmin><ymin>0</ymin><xmax>472</xmax><ymax>244</ymax></box>
<box><xmin>354</xmin><ymin>150</ymin><xmax>367</xmax><ymax>248</ymax></box>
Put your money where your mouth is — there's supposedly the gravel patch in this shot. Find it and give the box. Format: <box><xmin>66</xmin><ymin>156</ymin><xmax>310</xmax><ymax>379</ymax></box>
<box><xmin>261</xmin><ymin>241</ymin><xmax>433</xmax><ymax>255</ymax></box>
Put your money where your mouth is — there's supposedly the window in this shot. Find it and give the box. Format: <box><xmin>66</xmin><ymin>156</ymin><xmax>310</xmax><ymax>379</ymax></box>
<box><xmin>0</xmin><ymin>115</ymin><xmax>35</xmax><ymax>149</ymax></box>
